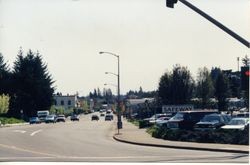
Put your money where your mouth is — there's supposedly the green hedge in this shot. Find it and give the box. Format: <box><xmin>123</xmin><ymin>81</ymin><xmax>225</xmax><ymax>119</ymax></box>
<box><xmin>127</xmin><ymin>119</ymin><xmax>153</xmax><ymax>128</ymax></box>
<box><xmin>127</xmin><ymin>119</ymin><xmax>140</xmax><ymax>127</ymax></box>
<box><xmin>139</xmin><ymin>120</ymin><xmax>153</xmax><ymax>128</ymax></box>
<box><xmin>0</xmin><ymin>117</ymin><xmax>25</xmax><ymax>125</ymax></box>
<box><xmin>147</xmin><ymin>126</ymin><xmax>249</xmax><ymax>145</ymax></box>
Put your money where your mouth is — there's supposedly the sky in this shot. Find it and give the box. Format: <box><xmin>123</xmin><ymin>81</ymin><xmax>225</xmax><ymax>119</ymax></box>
<box><xmin>0</xmin><ymin>0</ymin><xmax>249</xmax><ymax>96</ymax></box>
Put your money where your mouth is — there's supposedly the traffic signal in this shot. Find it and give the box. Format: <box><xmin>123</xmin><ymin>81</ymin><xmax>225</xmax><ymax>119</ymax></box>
<box><xmin>241</xmin><ymin>66</ymin><xmax>249</xmax><ymax>91</ymax></box>
<box><xmin>166</xmin><ymin>0</ymin><xmax>178</xmax><ymax>8</ymax></box>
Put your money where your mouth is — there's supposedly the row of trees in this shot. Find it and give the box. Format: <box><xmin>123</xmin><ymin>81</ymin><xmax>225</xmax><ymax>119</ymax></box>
<box><xmin>0</xmin><ymin>49</ymin><xmax>54</xmax><ymax>119</ymax></box>
<box><xmin>89</xmin><ymin>88</ymin><xmax>113</xmax><ymax>99</ymax></box>
<box><xmin>158</xmin><ymin>57</ymin><xmax>249</xmax><ymax>111</ymax></box>
<box><xmin>126</xmin><ymin>87</ymin><xmax>157</xmax><ymax>99</ymax></box>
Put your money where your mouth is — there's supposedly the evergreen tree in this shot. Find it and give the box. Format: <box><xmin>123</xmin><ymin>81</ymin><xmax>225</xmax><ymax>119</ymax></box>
<box><xmin>97</xmin><ymin>88</ymin><xmax>102</xmax><ymax>98</ymax></box>
<box><xmin>0</xmin><ymin>53</ymin><xmax>11</xmax><ymax>94</ymax></box>
<box><xmin>138</xmin><ymin>86</ymin><xmax>143</xmax><ymax>98</ymax></box>
<box><xmin>196</xmin><ymin>67</ymin><xmax>214</xmax><ymax>109</ymax></box>
<box><xmin>171</xmin><ymin>65</ymin><xmax>194</xmax><ymax>104</ymax></box>
<box><xmin>89</xmin><ymin>92</ymin><xmax>93</xmax><ymax>98</ymax></box>
<box><xmin>158</xmin><ymin>65</ymin><xmax>194</xmax><ymax>105</ymax></box>
<box><xmin>93</xmin><ymin>89</ymin><xmax>97</xmax><ymax>98</ymax></box>
<box><xmin>158</xmin><ymin>71</ymin><xmax>172</xmax><ymax>104</ymax></box>
<box><xmin>211</xmin><ymin>67</ymin><xmax>221</xmax><ymax>84</ymax></box>
<box><xmin>215</xmin><ymin>70</ymin><xmax>231</xmax><ymax>112</ymax></box>
<box><xmin>8</xmin><ymin>49</ymin><xmax>54</xmax><ymax>118</ymax></box>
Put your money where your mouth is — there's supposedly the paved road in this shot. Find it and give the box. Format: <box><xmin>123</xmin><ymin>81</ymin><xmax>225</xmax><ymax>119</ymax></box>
<box><xmin>0</xmin><ymin>113</ymin><xmax>248</xmax><ymax>162</ymax></box>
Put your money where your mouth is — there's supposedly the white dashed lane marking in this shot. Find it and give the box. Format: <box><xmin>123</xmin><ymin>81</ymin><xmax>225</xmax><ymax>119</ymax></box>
<box><xmin>13</xmin><ymin>130</ymin><xmax>26</xmax><ymax>133</ymax></box>
<box><xmin>30</xmin><ymin>129</ymin><xmax>42</xmax><ymax>136</ymax></box>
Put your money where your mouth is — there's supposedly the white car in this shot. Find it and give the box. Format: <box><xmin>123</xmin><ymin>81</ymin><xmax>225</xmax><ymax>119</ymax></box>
<box><xmin>145</xmin><ymin>114</ymin><xmax>168</xmax><ymax>124</ymax></box>
<box><xmin>56</xmin><ymin>115</ymin><xmax>66</xmax><ymax>122</ymax></box>
<box><xmin>221</xmin><ymin>118</ymin><xmax>249</xmax><ymax>130</ymax></box>
<box><xmin>155</xmin><ymin>117</ymin><xmax>171</xmax><ymax>126</ymax></box>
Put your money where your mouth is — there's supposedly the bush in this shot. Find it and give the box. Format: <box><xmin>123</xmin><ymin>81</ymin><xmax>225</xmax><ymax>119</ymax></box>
<box><xmin>147</xmin><ymin>125</ymin><xmax>163</xmax><ymax>138</ymax></box>
<box><xmin>139</xmin><ymin>120</ymin><xmax>153</xmax><ymax>128</ymax></box>
<box><xmin>127</xmin><ymin>119</ymin><xmax>139</xmax><ymax>127</ymax></box>
<box><xmin>0</xmin><ymin>117</ymin><xmax>25</xmax><ymax>125</ymax></box>
<box><xmin>148</xmin><ymin>126</ymin><xmax>249</xmax><ymax>145</ymax></box>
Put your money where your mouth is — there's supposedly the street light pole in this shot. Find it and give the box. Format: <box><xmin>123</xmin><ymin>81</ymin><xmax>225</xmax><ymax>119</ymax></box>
<box><xmin>100</xmin><ymin>51</ymin><xmax>123</xmax><ymax>134</ymax></box>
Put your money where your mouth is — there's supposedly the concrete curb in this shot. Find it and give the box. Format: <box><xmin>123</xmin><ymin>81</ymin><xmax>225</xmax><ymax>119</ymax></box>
<box><xmin>113</xmin><ymin>135</ymin><xmax>249</xmax><ymax>154</ymax></box>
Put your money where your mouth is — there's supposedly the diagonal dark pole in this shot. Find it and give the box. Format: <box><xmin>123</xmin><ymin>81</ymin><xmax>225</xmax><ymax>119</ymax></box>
<box><xmin>179</xmin><ymin>0</ymin><xmax>250</xmax><ymax>48</ymax></box>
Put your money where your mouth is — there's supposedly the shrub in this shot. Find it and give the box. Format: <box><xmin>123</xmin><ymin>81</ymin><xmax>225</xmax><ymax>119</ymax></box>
<box><xmin>0</xmin><ymin>117</ymin><xmax>25</xmax><ymax>125</ymax></box>
<box><xmin>139</xmin><ymin>120</ymin><xmax>152</xmax><ymax>128</ymax></box>
<box><xmin>149</xmin><ymin>127</ymin><xmax>249</xmax><ymax>145</ymax></box>
<box><xmin>127</xmin><ymin>119</ymin><xmax>139</xmax><ymax>127</ymax></box>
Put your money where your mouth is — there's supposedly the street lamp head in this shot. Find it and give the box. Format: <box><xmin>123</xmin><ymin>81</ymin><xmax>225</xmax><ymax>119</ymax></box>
<box><xmin>105</xmin><ymin>72</ymin><xmax>108</xmax><ymax>74</ymax></box>
<box><xmin>104</xmin><ymin>83</ymin><xmax>107</xmax><ymax>86</ymax></box>
<box><xmin>99</xmin><ymin>52</ymin><xmax>104</xmax><ymax>54</ymax></box>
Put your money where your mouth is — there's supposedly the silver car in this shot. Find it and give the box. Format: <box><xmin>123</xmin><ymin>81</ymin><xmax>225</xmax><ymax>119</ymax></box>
<box><xmin>45</xmin><ymin>115</ymin><xmax>56</xmax><ymax>123</ymax></box>
<box><xmin>221</xmin><ymin>118</ymin><xmax>249</xmax><ymax>130</ymax></box>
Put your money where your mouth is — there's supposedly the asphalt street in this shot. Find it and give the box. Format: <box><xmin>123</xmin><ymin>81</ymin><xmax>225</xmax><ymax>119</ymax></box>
<box><xmin>0</xmin><ymin>113</ymin><xmax>248</xmax><ymax>162</ymax></box>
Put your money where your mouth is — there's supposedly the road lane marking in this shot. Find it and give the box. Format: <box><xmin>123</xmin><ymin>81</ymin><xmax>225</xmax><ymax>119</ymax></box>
<box><xmin>0</xmin><ymin>143</ymin><xmax>59</xmax><ymax>157</ymax></box>
<box><xmin>13</xmin><ymin>130</ymin><xmax>26</xmax><ymax>133</ymax></box>
<box><xmin>30</xmin><ymin>129</ymin><xmax>42</xmax><ymax>136</ymax></box>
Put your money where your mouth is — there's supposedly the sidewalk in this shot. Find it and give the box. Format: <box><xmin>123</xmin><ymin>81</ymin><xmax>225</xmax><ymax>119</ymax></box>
<box><xmin>113</xmin><ymin>119</ymin><xmax>249</xmax><ymax>154</ymax></box>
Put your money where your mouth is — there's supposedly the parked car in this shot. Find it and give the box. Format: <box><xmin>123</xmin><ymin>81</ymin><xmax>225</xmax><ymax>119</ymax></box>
<box><xmin>45</xmin><ymin>115</ymin><xmax>56</xmax><ymax>123</ymax></box>
<box><xmin>194</xmin><ymin>113</ymin><xmax>230</xmax><ymax>131</ymax></box>
<box><xmin>70</xmin><ymin>114</ymin><xmax>79</xmax><ymax>121</ymax></box>
<box><xmin>105</xmin><ymin>114</ymin><xmax>113</xmax><ymax>121</ymax></box>
<box><xmin>167</xmin><ymin>110</ymin><xmax>218</xmax><ymax>130</ymax></box>
<box><xmin>91</xmin><ymin>115</ymin><xmax>99</xmax><ymax>121</ymax></box>
<box><xmin>155</xmin><ymin>116</ymin><xmax>171</xmax><ymax>126</ymax></box>
<box><xmin>221</xmin><ymin>118</ymin><xmax>249</xmax><ymax>130</ymax></box>
<box><xmin>29</xmin><ymin>117</ymin><xmax>41</xmax><ymax>124</ymax></box>
<box><xmin>144</xmin><ymin>114</ymin><xmax>169</xmax><ymax>124</ymax></box>
<box><xmin>56</xmin><ymin>115</ymin><xmax>66</xmax><ymax>122</ymax></box>
<box><xmin>235</xmin><ymin>112</ymin><xmax>249</xmax><ymax>118</ymax></box>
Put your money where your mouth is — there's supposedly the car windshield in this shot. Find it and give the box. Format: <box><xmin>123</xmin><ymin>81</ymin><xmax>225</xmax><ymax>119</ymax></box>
<box><xmin>47</xmin><ymin>115</ymin><xmax>54</xmax><ymax>118</ymax></box>
<box><xmin>228</xmin><ymin>119</ymin><xmax>247</xmax><ymax>125</ymax></box>
<box><xmin>171</xmin><ymin>113</ymin><xmax>184</xmax><ymax>120</ymax></box>
<box><xmin>201</xmin><ymin>115</ymin><xmax>220</xmax><ymax>122</ymax></box>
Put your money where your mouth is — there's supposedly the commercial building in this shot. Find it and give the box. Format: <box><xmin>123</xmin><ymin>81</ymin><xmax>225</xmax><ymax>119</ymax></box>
<box><xmin>54</xmin><ymin>94</ymin><xmax>79</xmax><ymax>109</ymax></box>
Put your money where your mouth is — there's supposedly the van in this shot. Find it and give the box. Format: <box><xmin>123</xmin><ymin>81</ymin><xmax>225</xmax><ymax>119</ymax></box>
<box><xmin>167</xmin><ymin>110</ymin><xmax>218</xmax><ymax>130</ymax></box>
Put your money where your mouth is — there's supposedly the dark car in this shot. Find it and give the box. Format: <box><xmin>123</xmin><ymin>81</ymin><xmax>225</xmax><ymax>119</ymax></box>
<box><xmin>105</xmin><ymin>114</ymin><xmax>113</xmax><ymax>121</ymax></box>
<box><xmin>70</xmin><ymin>114</ymin><xmax>79</xmax><ymax>121</ymax></box>
<box><xmin>166</xmin><ymin>110</ymin><xmax>218</xmax><ymax>130</ymax></box>
<box><xmin>29</xmin><ymin>117</ymin><xmax>41</xmax><ymax>124</ymax></box>
<box><xmin>194</xmin><ymin>113</ymin><xmax>230</xmax><ymax>131</ymax></box>
<box><xmin>91</xmin><ymin>115</ymin><xmax>99</xmax><ymax>121</ymax></box>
